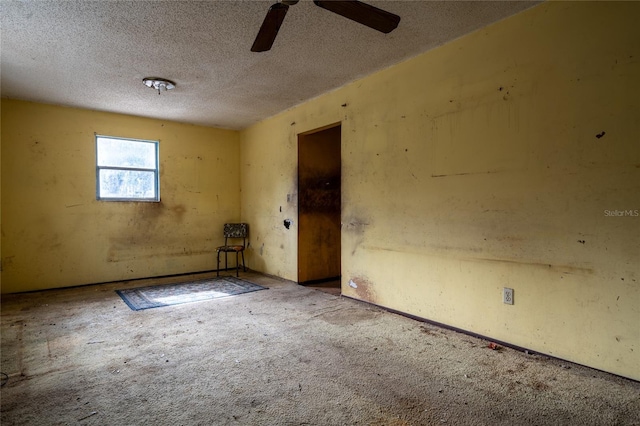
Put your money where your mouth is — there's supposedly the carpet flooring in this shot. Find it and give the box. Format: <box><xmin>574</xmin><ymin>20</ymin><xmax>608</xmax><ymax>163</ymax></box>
<box><xmin>1</xmin><ymin>271</ymin><xmax>639</xmax><ymax>425</ymax></box>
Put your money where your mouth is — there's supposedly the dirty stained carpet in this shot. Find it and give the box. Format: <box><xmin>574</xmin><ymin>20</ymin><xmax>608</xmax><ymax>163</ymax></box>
<box><xmin>1</xmin><ymin>271</ymin><xmax>639</xmax><ymax>425</ymax></box>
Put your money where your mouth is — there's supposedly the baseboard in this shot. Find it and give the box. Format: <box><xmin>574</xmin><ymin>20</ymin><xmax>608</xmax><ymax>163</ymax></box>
<box><xmin>341</xmin><ymin>295</ymin><xmax>639</xmax><ymax>384</ymax></box>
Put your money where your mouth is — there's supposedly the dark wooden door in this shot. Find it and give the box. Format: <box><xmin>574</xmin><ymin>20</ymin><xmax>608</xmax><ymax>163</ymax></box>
<box><xmin>298</xmin><ymin>125</ymin><xmax>341</xmax><ymax>283</ymax></box>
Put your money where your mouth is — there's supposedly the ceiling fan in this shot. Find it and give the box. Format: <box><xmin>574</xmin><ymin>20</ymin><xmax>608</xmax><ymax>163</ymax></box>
<box><xmin>251</xmin><ymin>0</ymin><xmax>401</xmax><ymax>52</ymax></box>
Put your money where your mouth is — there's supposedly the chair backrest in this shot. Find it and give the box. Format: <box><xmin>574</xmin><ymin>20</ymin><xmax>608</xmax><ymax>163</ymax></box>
<box><xmin>223</xmin><ymin>223</ymin><xmax>248</xmax><ymax>245</ymax></box>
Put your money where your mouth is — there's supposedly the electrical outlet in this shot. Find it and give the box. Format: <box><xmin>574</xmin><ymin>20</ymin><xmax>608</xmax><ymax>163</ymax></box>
<box><xmin>503</xmin><ymin>287</ymin><xmax>514</xmax><ymax>305</ymax></box>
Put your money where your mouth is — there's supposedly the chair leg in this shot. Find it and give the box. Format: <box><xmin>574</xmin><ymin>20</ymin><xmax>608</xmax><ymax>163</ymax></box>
<box><xmin>217</xmin><ymin>251</ymin><xmax>244</xmax><ymax>277</ymax></box>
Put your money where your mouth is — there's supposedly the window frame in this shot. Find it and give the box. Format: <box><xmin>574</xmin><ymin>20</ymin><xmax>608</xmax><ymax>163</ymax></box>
<box><xmin>95</xmin><ymin>134</ymin><xmax>160</xmax><ymax>202</ymax></box>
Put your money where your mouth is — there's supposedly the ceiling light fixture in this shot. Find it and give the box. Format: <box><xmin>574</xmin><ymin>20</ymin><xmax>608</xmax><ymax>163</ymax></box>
<box><xmin>142</xmin><ymin>77</ymin><xmax>176</xmax><ymax>95</ymax></box>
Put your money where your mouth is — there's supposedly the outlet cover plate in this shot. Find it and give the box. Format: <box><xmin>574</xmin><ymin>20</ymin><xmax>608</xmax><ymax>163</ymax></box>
<box><xmin>503</xmin><ymin>287</ymin><xmax>514</xmax><ymax>305</ymax></box>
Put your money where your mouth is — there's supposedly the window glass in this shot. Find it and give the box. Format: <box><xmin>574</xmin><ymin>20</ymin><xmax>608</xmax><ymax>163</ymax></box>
<box><xmin>98</xmin><ymin>169</ymin><xmax>157</xmax><ymax>199</ymax></box>
<box><xmin>97</xmin><ymin>137</ymin><xmax>157</xmax><ymax>169</ymax></box>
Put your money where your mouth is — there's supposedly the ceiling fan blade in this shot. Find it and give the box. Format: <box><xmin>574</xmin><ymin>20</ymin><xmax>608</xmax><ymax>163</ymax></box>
<box><xmin>313</xmin><ymin>0</ymin><xmax>400</xmax><ymax>33</ymax></box>
<box><xmin>251</xmin><ymin>3</ymin><xmax>290</xmax><ymax>52</ymax></box>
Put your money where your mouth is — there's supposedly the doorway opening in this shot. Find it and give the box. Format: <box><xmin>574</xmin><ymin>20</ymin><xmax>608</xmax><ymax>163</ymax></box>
<box><xmin>297</xmin><ymin>124</ymin><xmax>341</xmax><ymax>295</ymax></box>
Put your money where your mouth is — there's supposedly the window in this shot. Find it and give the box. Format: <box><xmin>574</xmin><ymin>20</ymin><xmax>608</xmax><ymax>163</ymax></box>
<box><xmin>96</xmin><ymin>135</ymin><xmax>160</xmax><ymax>201</ymax></box>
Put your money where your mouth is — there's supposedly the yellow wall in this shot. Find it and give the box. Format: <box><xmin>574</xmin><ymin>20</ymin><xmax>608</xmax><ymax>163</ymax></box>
<box><xmin>1</xmin><ymin>100</ymin><xmax>240</xmax><ymax>293</ymax></box>
<box><xmin>241</xmin><ymin>1</ymin><xmax>640</xmax><ymax>380</ymax></box>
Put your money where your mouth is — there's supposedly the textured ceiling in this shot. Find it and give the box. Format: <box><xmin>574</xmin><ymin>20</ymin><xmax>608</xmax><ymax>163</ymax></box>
<box><xmin>1</xmin><ymin>0</ymin><xmax>539</xmax><ymax>130</ymax></box>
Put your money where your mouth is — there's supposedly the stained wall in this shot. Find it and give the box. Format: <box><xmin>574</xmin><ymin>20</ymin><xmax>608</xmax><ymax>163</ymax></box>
<box><xmin>1</xmin><ymin>100</ymin><xmax>240</xmax><ymax>292</ymax></box>
<box><xmin>240</xmin><ymin>1</ymin><xmax>640</xmax><ymax>380</ymax></box>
